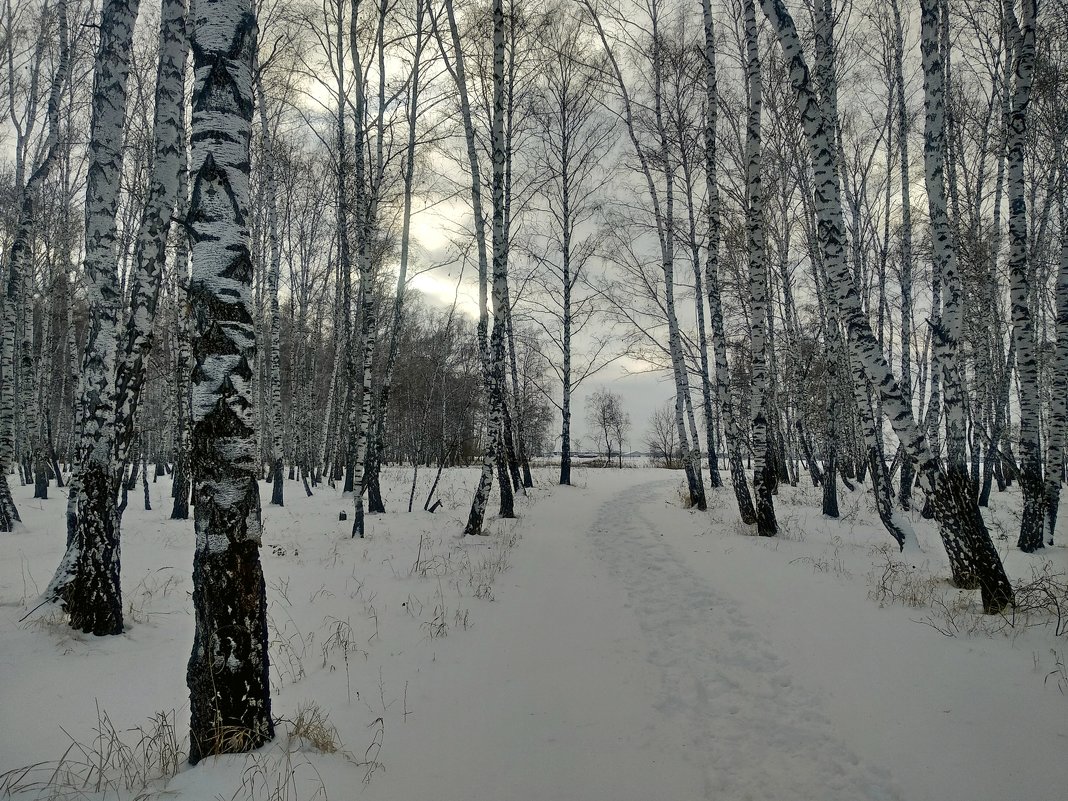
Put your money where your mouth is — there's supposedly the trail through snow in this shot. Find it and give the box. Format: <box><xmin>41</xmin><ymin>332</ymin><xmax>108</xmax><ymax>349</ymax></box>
<box><xmin>585</xmin><ymin>478</ymin><xmax>901</xmax><ymax>800</ymax></box>
<box><xmin>362</xmin><ymin>473</ymin><xmax>902</xmax><ymax>800</ymax></box>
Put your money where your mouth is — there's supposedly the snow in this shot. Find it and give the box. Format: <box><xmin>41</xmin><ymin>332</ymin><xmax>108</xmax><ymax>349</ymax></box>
<box><xmin>1</xmin><ymin>467</ymin><xmax>1066</xmax><ymax>800</ymax></box>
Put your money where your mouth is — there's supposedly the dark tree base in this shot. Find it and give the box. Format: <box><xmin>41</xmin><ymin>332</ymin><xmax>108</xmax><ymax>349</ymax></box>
<box><xmin>270</xmin><ymin>458</ymin><xmax>284</xmax><ymax>507</ymax></box>
<box><xmin>684</xmin><ymin>463</ymin><xmax>706</xmax><ymax>511</ymax></box>
<box><xmin>497</xmin><ymin>456</ymin><xmax>515</xmax><ymax>519</ymax></box>
<box><xmin>187</xmin><ymin>539</ymin><xmax>273</xmax><ymax>765</ymax></box>
<box><xmin>755</xmin><ymin>465</ymin><xmax>777</xmax><ymax>537</ymax></box>
<box><xmin>930</xmin><ymin>467</ymin><xmax>1014</xmax><ymax>613</ymax></box>
<box><xmin>171</xmin><ymin>472</ymin><xmax>190</xmax><ymax>520</ymax></box>
<box><xmin>367</xmin><ymin>466</ymin><xmax>384</xmax><ymax>514</ymax></box>
<box><xmin>0</xmin><ymin>472</ymin><xmax>21</xmax><ymax>531</ymax></box>
<box><xmin>822</xmin><ymin>453</ymin><xmax>839</xmax><ymax>519</ymax></box>
<box><xmin>351</xmin><ymin>501</ymin><xmax>364</xmax><ymax>538</ymax></box>
<box><xmin>728</xmin><ymin>452</ymin><xmax>756</xmax><ymax>524</ymax></box>
<box><xmin>1017</xmin><ymin>472</ymin><xmax>1045</xmax><ymax>552</ymax></box>
<box><xmin>64</xmin><ymin>467</ymin><xmax>123</xmax><ymax>636</ymax></box>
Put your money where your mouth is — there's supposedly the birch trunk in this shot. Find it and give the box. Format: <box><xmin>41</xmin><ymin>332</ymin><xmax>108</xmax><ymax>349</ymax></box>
<box><xmin>439</xmin><ymin>0</ymin><xmax>498</xmax><ymax>535</ymax></box>
<box><xmin>920</xmin><ymin>0</ymin><xmax>969</xmax><ymax>499</ymax></box>
<box><xmin>168</xmin><ymin>113</ymin><xmax>191</xmax><ymax>522</ymax></box>
<box><xmin>349</xmin><ymin>0</ymin><xmax>377</xmax><ymax>536</ymax></box>
<box><xmin>185</xmin><ymin>0</ymin><xmax>273</xmax><ymax>762</ymax></box>
<box><xmin>47</xmin><ymin>0</ymin><xmax>141</xmax><ymax>635</ymax></box>
<box><xmin>113</xmin><ymin>0</ymin><xmax>187</xmax><ymax>485</ymax></box>
<box><xmin>890</xmin><ymin>0</ymin><xmax>915</xmax><ymax>509</ymax></box>
<box><xmin>1044</xmin><ymin>166</ymin><xmax>1067</xmax><ymax>545</ymax></box>
<box><xmin>488</xmin><ymin>0</ymin><xmax>514</xmax><ymax>519</ymax></box>
<box><xmin>744</xmin><ymin>0</ymin><xmax>775</xmax><ymax>536</ymax></box>
<box><xmin>652</xmin><ymin>10</ymin><xmax>704</xmax><ymax>511</ymax></box>
<box><xmin>702</xmin><ymin>0</ymin><xmax>754</xmax><ymax>521</ymax></box>
<box><xmin>366</xmin><ymin>0</ymin><xmax>428</xmax><ymax>510</ymax></box>
<box><xmin>1004</xmin><ymin>0</ymin><xmax>1043</xmax><ymax>552</ymax></box>
<box><xmin>254</xmin><ymin>65</ymin><xmax>284</xmax><ymax>507</ymax></box>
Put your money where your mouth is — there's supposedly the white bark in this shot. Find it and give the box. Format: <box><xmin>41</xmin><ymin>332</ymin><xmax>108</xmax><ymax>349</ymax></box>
<box><xmin>1004</xmin><ymin>0</ymin><xmax>1043</xmax><ymax>551</ymax></box>
<box><xmin>46</xmin><ymin>0</ymin><xmax>141</xmax><ymax>635</ymax></box>
<box><xmin>744</xmin><ymin>0</ymin><xmax>775</xmax><ymax>536</ymax></box>
<box><xmin>185</xmin><ymin>0</ymin><xmax>272</xmax><ymax>762</ymax></box>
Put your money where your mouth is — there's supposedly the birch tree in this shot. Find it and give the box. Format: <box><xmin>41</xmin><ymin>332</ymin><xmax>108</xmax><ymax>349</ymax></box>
<box><xmin>44</xmin><ymin>0</ymin><xmax>142</xmax><ymax>636</ymax></box>
<box><xmin>703</xmin><ymin>0</ymin><xmax>756</xmax><ymax>523</ymax></box>
<box><xmin>185</xmin><ymin>0</ymin><xmax>274</xmax><ymax>762</ymax></box>
<box><xmin>436</xmin><ymin>0</ymin><xmax>511</xmax><ymax>534</ymax></box>
<box><xmin>743</xmin><ymin>0</ymin><xmax>775</xmax><ymax>536</ymax></box>
<box><xmin>1004</xmin><ymin>0</ymin><xmax>1044</xmax><ymax>552</ymax></box>
<box><xmin>890</xmin><ymin>0</ymin><xmax>916</xmax><ymax>509</ymax></box>
<box><xmin>527</xmin><ymin>3</ymin><xmax>614</xmax><ymax>486</ymax></box>
<box><xmin>255</xmin><ymin>55</ymin><xmax>284</xmax><ymax>507</ymax></box>
<box><xmin>920</xmin><ymin>0</ymin><xmax>971</xmax><ymax>516</ymax></box>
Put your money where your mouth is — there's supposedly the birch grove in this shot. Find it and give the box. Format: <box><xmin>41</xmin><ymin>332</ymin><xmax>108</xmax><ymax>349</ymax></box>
<box><xmin>4</xmin><ymin>4</ymin><xmax>1068</xmax><ymax>758</ymax></box>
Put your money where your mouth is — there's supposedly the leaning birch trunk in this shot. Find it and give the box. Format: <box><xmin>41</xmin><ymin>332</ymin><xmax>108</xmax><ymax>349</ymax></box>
<box><xmin>46</xmin><ymin>0</ymin><xmax>141</xmax><ymax>635</ymax></box>
<box><xmin>652</xmin><ymin>24</ymin><xmax>704</xmax><ymax>511</ymax></box>
<box><xmin>744</xmin><ymin>0</ymin><xmax>775</xmax><ymax>536</ymax></box>
<box><xmin>1004</xmin><ymin>0</ymin><xmax>1043</xmax><ymax>552</ymax></box>
<box><xmin>1044</xmin><ymin>168</ymin><xmax>1067</xmax><ymax>545</ymax></box>
<box><xmin>113</xmin><ymin>0</ymin><xmax>187</xmax><ymax>487</ymax></box>
<box><xmin>254</xmin><ymin>66</ymin><xmax>284</xmax><ymax>507</ymax></box>
<box><xmin>702</xmin><ymin>0</ymin><xmax>754</xmax><ymax>521</ymax></box>
<box><xmin>920</xmin><ymin>0</ymin><xmax>969</xmax><ymax>504</ymax></box>
<box><xmin>760</xmin><ymin>0</ymin><xmax>1013</xmax><ymax>613</ymax></box>
<box><xmin>506</xmin><ymin>306</ymin><xmax>533</xmax><ymax>488</ymax></box>
<box><xmin>499</xmin><ymin>285</ymin><xmax>523</xmax><ymax>495</ymax></box>
<box><xmin>185</xmin><ymin>0</ymin><xmax>273</xmax><ymax>762</ymax></box>
<box><xmin>689</xmin><ymin>239</ymin><xmax>719</xmax><ymax>487</ymax></box>
<box><xmin>890</xmin><ymin>0</ymin><xmax>915</xmax><ymax>509</ymax></box>
<box><xmin>439</xmin><ymin>0</ymin><xmax>497</xmax><ymax>535</ymax></box>
<box><xmin>847</xmin><ymin>345</ymin><xmax>915</xmax><ymax>548</ymax></box>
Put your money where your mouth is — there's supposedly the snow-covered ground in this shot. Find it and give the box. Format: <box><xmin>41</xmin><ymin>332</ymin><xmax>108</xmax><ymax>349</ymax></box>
<box><xmin>1</xmin><ymin>466</ymin><xmax>1066</xmax><ymax>800</ymax></box>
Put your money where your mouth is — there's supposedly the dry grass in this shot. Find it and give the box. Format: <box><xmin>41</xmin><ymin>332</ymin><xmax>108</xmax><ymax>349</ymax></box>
<box><xmin>284</xmin><ymin>704</ymin><xmax>341</xmax><ymax>754</ymax></box>
<box><xmin>868</xmin><ymin>547</ymin><xmax>1068</xmax><ymax>639</ymax></box>
<box><xmin>0</xmin><ymin>704</ymin><xmax>183</xmax><ymax>799</ymax></box>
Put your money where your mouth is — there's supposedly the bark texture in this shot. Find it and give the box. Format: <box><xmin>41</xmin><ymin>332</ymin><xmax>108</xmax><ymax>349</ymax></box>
<box><xmin>186</xmin><ymin>0</ymin><xmax>273</xmax><ymax>762</ymax></box>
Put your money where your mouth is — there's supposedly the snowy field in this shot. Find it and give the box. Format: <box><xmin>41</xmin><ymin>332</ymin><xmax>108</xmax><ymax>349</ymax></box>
<box><xmin>1</xmin><ymin>466</ymin><xmax>1066</xmax><ymax>800</ymax></box>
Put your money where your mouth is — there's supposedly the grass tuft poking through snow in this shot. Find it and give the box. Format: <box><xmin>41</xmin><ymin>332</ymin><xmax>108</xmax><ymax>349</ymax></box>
<box><xmin>0</xmin><ymin>704</ymin><xmax>183</xmax><ymax>799</ymax></box>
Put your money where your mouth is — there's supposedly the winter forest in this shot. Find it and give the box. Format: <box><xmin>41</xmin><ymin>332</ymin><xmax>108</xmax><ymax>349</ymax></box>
<box><xmin>0</xmin><ymin>0</ymin><xmax>1066</xmax><ymax>796</ymax></box>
